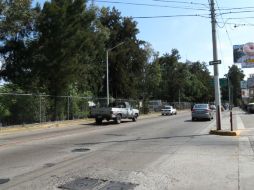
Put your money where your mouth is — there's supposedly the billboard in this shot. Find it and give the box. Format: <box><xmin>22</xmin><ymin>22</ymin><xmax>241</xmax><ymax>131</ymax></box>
<box><xmin>233</xmin><ymin>43</ymin><xmax>254</xmax><ymax>68</ymax></box>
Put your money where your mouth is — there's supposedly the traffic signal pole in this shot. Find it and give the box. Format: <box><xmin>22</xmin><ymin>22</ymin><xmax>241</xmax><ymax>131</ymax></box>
<box><xmin>210</xmin><ymin>0</ymin><xmax>222</xmax><ymax>130</ymax></box>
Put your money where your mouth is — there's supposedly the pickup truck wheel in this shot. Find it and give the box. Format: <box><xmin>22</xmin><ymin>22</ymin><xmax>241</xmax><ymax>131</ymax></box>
<box><xmin>132</xmin><ymin>114</ymin><xmax>138</xmax><ymax>122</ymax></box>
<box><xmin>115</xmin><ymin>114</ymin><xmax>121</xmax><ymax>124</ymax></box>
<box><xmin>95</xmin><ymin>118</ymin><xmax>102</xmax><ymax>125</ymax></box>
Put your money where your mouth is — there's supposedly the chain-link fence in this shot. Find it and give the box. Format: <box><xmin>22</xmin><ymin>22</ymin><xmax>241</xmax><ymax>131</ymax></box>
<box><xmin>0</xmin><ymin>93</ymin><xmax>95</xmax><ymax>127</ymax></box>
<box><xmin>148</xmin><ymin>100</ymin><xmax>191</xmax><ymax>112</ymax></box>
<box><xmin>0</xmin><ymin>93</ymin><xmax>143</xmax><ymax>127</ymax></box>
<box><xmin>0</xmin><ymin>93</ymin><xmax>191</xmax><ymax>127</ymax></box>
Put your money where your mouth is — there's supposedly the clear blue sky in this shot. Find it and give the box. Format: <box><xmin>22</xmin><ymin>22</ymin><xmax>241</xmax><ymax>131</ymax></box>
<box><xmin>35</xmin><ymin>0</ymin><xmax>254</xmax><ymax>79</ymax></box>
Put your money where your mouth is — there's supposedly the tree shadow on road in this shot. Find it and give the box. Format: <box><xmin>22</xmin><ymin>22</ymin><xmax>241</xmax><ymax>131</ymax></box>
<box><xmin>75</xmin><ymin>133</ymin><xmax>210</xmax><ymax>146</ymax></box>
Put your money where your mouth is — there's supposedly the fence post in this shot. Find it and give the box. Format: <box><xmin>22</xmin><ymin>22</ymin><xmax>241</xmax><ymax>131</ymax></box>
<box><xmin>67</xmin><ymin>96</ymin><xmax>70</xmax><ymax>120</ymax></box>
<box><xmin>39</xmin><ymin>95</ymin><xmax>42</xmax><ymax>124</ymax></box>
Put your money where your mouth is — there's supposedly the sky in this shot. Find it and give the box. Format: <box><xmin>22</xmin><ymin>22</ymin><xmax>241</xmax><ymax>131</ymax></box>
<box><xmin>35</xmin><ymin>0</ymin><xmax>254</xmax><ymax>79</ymax></box>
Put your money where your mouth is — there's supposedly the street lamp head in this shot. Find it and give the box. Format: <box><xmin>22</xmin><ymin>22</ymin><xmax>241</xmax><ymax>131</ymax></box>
<box><xmin>108</xmin><ymin>42</ymin><xmax>125</xmax><ymax>51</ymax></box>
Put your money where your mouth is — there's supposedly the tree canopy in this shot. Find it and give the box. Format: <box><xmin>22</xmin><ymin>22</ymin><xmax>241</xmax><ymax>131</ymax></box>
<box><xmin>0</xmin><ymin>0</ymin><xmax>218</xmax><ymax>124</ymax></box>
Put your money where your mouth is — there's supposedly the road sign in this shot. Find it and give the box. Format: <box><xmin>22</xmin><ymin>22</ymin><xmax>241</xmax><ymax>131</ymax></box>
<box><xmin>209</xmin><ymin>60</ymin><xmax>221</xmax><ymax>65</ymax></box>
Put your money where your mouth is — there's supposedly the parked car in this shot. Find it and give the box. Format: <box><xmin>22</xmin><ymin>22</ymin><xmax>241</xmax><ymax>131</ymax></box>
<box><xmin>90</xmin><ymin>101</ymin><xmax>139</xmax><ymax>124</ymax></box>
<box><xmin>161</xmin><ymin>105</ymin><xmax>177</xmax><ymax>115</ymax></box>
<box><xmin>210</xmin><ymin>105</ymin><xmax>216</xmax><ymax>111</ymax></box>
<box><xmin>247</xmin><ymin>103</ymin><xmax>254</xmax><ymax>113</ymax></box>
<box><xmin>191</xmin><ymin>104</ymin><xmax>214</xmax><ymax>121</ymax></box>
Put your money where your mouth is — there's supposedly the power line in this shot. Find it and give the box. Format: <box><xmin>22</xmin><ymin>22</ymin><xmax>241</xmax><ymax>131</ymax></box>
<box><xmin>215</xmin><ymin>0</ymin><xmax>232</xmax><ymax>46</ymax></box>
<box><xmin>131</xmin><ymin>14</ymin><xmax>210</xmax><ymax>19</ymax></box>
<box><xmin>216</xmin><ymin>29</ymin><xmax>226</xmax><ymax>75</ymax></box>
<box><xmin>222</xmin><ymin>17</ymin><xmax>254</xmax><ymax>20</ymax></box>
<box><xmin>220</xmin><ymin>10</ymin><xmax>254</xmax><ymax>15</ymax></box>
<box><xmin>91</xmin><ymin>0</ymin><xmax>209</xmax><ymax>11</ymax></box>
<box><xmin>91</xmin><ymin>0</ymin><xmax>254</xmax><ymax>27</ymax></box>
<box><xmin>152</xmin><ymin>0</ymin><xmax>209</xmax><ymax>7</ymax></box>
<box><xmin>217</xmin><ymin>6</ymin><xmax>254</xmax><ymax>11</ymax></box>
<box><xmin>217</xmin><ymin>21</ymin><xmax>254</xmax><ymax>27</ymax></box>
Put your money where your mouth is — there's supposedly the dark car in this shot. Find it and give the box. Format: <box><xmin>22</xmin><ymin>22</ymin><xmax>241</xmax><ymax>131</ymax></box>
<box><xmin>191</xmin><ymin>104</ymin><xmax>214</xmax><ymax>121</ymax></box>
<box><xmin>247</xmin><ymin>103</ymin><xmax>254</xmax><ymax>113</ymax></box>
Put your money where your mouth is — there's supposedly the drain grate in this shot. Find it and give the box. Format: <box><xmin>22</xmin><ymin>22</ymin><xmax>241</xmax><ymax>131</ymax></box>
<box><xmin>99</xmin><ymin>181</ymin><xmax>137</xmax><ymax>190</ymax></box>
<box><xmin>0</xmin><ymin>178</ymin><xmax>10</xmax><ymax>185</ymax></box>
<box><xmin>71</xmin><ymin>148</ymin><xmax>90</xmax><ymax>153</ymax></box>
<box><xmin>58</xmin><ymin>177</ymin><xmax>137</xmax><ymax>190</ymax></box>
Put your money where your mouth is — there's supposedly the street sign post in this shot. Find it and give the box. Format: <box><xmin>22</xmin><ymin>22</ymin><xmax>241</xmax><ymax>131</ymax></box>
<box><xmin>209</xmin><ymin>60</ymin><xmax>221</xmax><ymax>65</ymax></box>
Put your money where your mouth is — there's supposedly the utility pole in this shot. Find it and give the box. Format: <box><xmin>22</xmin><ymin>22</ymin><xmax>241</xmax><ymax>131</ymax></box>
<box><xmin>178</xmin><ymin>89</ymin><xmax>181</xmax><ymax>109</ymax></box>
<box><xmin>210</xmin><ymin>0</ymin><xmax>222</xmax><ymax>130</ymax></box>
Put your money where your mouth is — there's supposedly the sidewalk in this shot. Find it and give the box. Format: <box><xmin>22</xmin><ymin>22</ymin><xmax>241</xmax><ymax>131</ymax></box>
<box><xmin>206</xmin><ymin>109</ymin><xmax>254</xmax><ymax>190</ymax></box>
<box><xmin>127</xmin><ymin>109</ymin><xmax>254</xmax><ymax>190</ymax></box>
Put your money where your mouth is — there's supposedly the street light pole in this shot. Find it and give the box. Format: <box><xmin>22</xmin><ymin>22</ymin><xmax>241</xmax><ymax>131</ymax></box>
<box><xmin>106</xmin><ymin>50</ymin><xmax>109</xmax><ymax>106</ymax></box>
<box><xmin>106</xmin><ymin>42</ymin><xmax>125</xmax><ymax>106</ymax></box>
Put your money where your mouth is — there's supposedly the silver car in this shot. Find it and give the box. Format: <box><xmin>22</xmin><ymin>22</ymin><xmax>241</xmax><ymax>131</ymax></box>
<box><xmin>161</xmin><ymin>105</ymin><xmax>177</xmax><ymax>115</ymax></box>
<box><xmin>191</xmin><ymin>104</ymin><xmax>214</xmax><ymax>121</ymax></box>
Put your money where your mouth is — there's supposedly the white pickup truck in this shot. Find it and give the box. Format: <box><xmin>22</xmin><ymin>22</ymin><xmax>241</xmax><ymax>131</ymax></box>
<box><xmin>161</xmin><ymin>105</ymin><xmax>177</xmax><ymax>115</ymax></box>
<box><xmin>90</xmin><ymin>102</ymin><xmax>139</xmax><ymax>124</ymax></box>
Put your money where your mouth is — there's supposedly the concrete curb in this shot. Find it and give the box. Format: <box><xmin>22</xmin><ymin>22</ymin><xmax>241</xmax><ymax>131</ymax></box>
<box><xmin>0</xmin><ymin>112</ymin><xmax>160</xmax><ymax>135</ymax></box>
<box><xmin>209</xmin><ymin>129</ymin><xmax>240</xmax><ymax>136</ymax></box>
<box><xmin>0</xmin><ymin>119</ymin><xmax>94</xmax><ymax>135</ymax></box>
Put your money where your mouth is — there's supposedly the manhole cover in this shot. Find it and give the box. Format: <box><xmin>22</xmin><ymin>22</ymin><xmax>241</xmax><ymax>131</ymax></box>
<box><xmin>0</xmin><ymin>178</ymin><xmax>10</xmax><ymax>185</ymax></box>
<box><xmin>58</xmin><ymin>177</ymin><xmax>104</xmax><ymax>190</ymax></box>
<box><xmin>99</xmin><ymin>181</ymin><xmax>137</xmax><ymax>190</ymax></box>
<box><xmin>71</xmin><ymin>148</ymin><xmax>90</xmax><ymax>153</ymax></box>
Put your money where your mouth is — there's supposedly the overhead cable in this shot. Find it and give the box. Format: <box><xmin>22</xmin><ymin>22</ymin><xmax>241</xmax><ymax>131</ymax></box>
<box><xmin>152</xmin><ymin>0</ymin><xmax>209</xmax><ymax>7</ymax></box>
<box><xmin>92</xmin><ymin>0</ymin><xmax>209</xmax><ymax>11</ymax></box>
<box><xmin>215</xmin><ymin>0</ymin><xmax>232</xmax><ymax>46</ymax></box>
<box><xmin>132</xmin><ymin>14</ymin><xmax>210</xmax><ymax>19</ymax></box>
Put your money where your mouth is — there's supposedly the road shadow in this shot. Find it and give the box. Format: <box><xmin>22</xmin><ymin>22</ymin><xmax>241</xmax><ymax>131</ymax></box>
<box><xmin>184</xmin><ymin>119</ymin><xmax>212</xmax><ymax>122</ymax></box>
<box><xmin>81</xmin><ymin>120</ymin><xmax>133</xmax><ymax>127</ymax></box>
<box><xmin>75</xmin><ymin>133</ymin><xmax>210</xmax><ymax>146</ymax></box>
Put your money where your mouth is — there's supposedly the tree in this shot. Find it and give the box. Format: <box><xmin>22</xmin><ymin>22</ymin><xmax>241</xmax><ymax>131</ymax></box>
<box><xmin>100</xmin><ymin>7</ymin><xmax>147</xmax><ymax>99</ymax></box>
<box><xmin>227</xmin><ymin>65</ymin><xmax>245</xmax><ymax>106</ymax></box>
<box><xmin>187</xmin><ymin>61</ymin><xmax>214</xmax><ymax>103</ymax></box>
<box><xmin>157</xmin><ymin>49</ymin><xmax>185</xmax><ymax>101</ymax></box>
<box><xmin>32</xmin><ymin>0</ymin><xmax>107</xmax><ymax>119</ymax></box>
<box><xmin>141</xmin><ymin>43</ymin><xmax>161</xmax><ymax>99</ymax></box>
<box><xmin>0</xmin><ymin>0</ymin><xmax>38</xmax><ymax>88</ymax></box>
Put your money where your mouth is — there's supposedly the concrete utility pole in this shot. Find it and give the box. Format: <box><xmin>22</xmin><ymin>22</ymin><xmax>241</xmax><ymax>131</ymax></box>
<box><xmin>210</xmin><ymin>0</ymin><xmax>222</xmax><ymax>130</ymax></box>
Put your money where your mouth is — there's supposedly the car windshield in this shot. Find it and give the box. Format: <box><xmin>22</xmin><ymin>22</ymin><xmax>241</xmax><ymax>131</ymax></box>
<box><xmin>194</xmin><ymin>104</ymin><xmax>208</xmax><ymax>109</ymax></box>
<box><xmin>164</xmin><ymin>106</ymin><xmax>172</xmax><ymax>109</ymax></box>
<box><xmin>108</xmin><ymin>102</ymin><xmax>126</xmax><ymax>108</ymax></box>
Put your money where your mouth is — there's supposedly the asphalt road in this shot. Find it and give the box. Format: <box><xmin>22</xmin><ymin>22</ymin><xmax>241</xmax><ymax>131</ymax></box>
<box><xmin>0</xmin><ymin>111</ymin><xmax>237</xmax><ymax>189</ymax></box>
